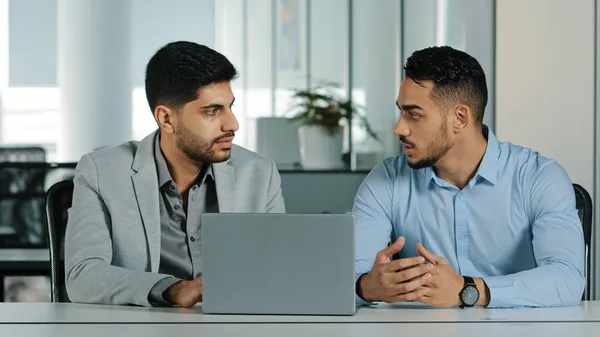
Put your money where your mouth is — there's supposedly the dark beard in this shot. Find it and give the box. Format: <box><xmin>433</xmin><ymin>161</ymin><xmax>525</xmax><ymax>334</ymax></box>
<box><xmin>176</xmin><ymin>123</ymin><xmax>235</xmax><ymax>163</ymax></box>
<box><xmin>402</xmin><ymin>119</ymin><xmax>450</xmax><ymax>169</ymax></box>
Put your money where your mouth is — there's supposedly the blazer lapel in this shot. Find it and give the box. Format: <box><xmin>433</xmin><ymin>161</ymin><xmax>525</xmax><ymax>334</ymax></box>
<box><xmin>131</xmin><ymin>131</ymin><xmax>161</xmax><ymax>272</ymax></box>
<box><xmin>213</xmin><ymin>161</ymin><xmax>236</xmax><ymax>213</ymax></box>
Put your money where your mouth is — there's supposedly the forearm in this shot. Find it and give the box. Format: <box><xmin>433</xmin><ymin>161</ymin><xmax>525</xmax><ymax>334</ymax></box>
<box><xmin>482</xmin><ymin>263</ymin><xmax>584</xmax><ymax>308</ymax></box>
<box><xmin>66</xmin><ymin>258</ymin><xmax>175</xmax><ymax>306</ymax></box>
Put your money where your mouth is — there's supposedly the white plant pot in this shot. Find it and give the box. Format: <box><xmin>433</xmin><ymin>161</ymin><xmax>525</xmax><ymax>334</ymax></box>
<box><xmin>298</xmin><ymin>125</ymin><xmax>344</xmax><ymax>170</ymax></box>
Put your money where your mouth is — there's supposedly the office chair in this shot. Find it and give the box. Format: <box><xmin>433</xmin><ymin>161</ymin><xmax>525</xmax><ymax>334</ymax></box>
<box><xmin>573</xmin><ymin>184</ymin><xmax>593</xmax><ymax>301</ymax></box>
<box><xmin>45</xmin><ymin>179</ymin><xmax>74</xmax><ymax>303</ymax></box>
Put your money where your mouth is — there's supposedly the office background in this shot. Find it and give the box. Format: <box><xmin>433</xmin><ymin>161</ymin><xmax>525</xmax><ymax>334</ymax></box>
<box><xmin>0</xmin><ymin>0</ymin><xmax>598</xmax><ymax>301</ymax></box>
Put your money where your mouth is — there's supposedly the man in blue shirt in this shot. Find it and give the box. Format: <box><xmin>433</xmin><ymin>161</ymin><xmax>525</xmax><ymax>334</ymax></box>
<box><xmin>354</xmin><ymin>46</ymin><xmax>585</xmax><ymax>309</ymax></box>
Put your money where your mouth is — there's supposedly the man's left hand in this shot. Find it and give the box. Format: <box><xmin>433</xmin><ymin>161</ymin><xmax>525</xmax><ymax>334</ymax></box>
<box><xmin>414</xmin><ymin>243</ymin><xmax>463</xmax><ymax>308</ymax></box>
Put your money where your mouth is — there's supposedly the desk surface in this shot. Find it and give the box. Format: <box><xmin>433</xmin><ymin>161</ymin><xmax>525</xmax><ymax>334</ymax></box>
<box><xmin>3</xmin><ymin>322</ymin><xmax>599</xmax><ymax>337</ymax></box>
<box><xmin>1</xmin><ymin>301</ymin><xmax>599</xmax><ymax>324</ymax></box>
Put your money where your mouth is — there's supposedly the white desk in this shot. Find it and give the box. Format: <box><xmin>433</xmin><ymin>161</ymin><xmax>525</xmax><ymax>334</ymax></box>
<box><xmin>0</xmin><ymin>301</ymin><xmax>599</xmax><ymax>324</ymax></box>
<box><xmin>2</xmin><ymin>322</ymin><xmax>599</xmax><ymax>337</ymax></box>
<box><xmin>0</xmin><ymin>302</ymin><xmax>598</xmax><ymax>337</ymax></box>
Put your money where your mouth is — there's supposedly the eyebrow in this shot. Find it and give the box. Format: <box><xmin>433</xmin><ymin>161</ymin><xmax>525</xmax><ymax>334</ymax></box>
<box><xmin>200</xmin><ymin>97</ymin><xmax>236</xmax><ymax>110</ymax></box>
<box><xmin>398</xmin><ymin>103</ymin><xmax>424</xmax><ymax>111</ymax></box>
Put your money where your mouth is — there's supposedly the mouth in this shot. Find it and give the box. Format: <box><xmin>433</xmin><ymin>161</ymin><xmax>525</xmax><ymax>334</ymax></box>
<box><xmin>215</xmin><ymin>136</ymin><xmax>235</xmax><ymax>149</ymax></box>
<box><xmin>401</xmin><ymin>142</ymin><xmax>415</xmax><ymax>155</ymax></box>
<box><xmin>216</xmin><ymin>136</ymin><xmax>234</xmax><ymax>143</ymax></box>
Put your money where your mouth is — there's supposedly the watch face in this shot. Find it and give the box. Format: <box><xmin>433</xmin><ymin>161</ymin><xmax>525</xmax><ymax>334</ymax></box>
<box><xmin>461</xmin><ymin>285</ymin><xmax>479</xmax><ymax>306</ymax></box>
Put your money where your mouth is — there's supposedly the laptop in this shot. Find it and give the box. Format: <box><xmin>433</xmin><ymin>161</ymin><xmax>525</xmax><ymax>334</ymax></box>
<box><xmin>201</xmin><ymin>213</ymin><xmax>356</xmax><ymax>315</ymax></box>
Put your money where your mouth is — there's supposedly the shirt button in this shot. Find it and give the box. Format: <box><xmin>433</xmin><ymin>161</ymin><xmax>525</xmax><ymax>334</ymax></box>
<box><xmin>174</xmin><ymin>204</ymin><xmax>180</xmax><ymax>210</ymax></box>
<box><xmin>460</xmin><ymin>234</ymin><xmax>467</xmax><ymax>241</ymax></box>
<box><xmin>170</xmin><ymin>185</ymin><xmax>176</xmax><ymax>190</ymax></box>
<box><xmin>190</xmin><ymin>236</ymin><xmax>196</xmax><ymax>242</ymax></box>
<box><xmin>192</xmin><ymin>186</ymin><xmax>197</xmax><ymax>191</ymax></box>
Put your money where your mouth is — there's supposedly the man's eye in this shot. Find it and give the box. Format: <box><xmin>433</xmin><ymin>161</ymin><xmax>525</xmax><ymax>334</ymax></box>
<box><xmin>410</xmin><ymin>112</ymin><xmax>419</xmax><ymax>119</ymax></box>
<box><xmin>206</xmin><ymin>108</ymin><xmax>218</xmax><ymax>116</ymax></box>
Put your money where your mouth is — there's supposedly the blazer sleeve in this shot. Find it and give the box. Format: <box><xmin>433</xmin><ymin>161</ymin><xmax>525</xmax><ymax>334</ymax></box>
<box><xmin>264</xmin><ymin>161</ymin><xmax>286</xmax><ymax>213</ymax></box>
<box><xmin>64</xmin><ymin>154</ymin><xmax>173</xmax><ymax>306</ymax></box>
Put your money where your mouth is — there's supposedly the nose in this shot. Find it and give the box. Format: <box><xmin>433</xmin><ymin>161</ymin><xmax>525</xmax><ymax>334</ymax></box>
<box><xmin>221</xmin><ymin>107</ymin><xmax>239</xmax><ymax>133</ymax></box>
<box><xmin>394</xmin><ymin>115</ymin><xmax>410</xmax><ymax>137</ymax></box>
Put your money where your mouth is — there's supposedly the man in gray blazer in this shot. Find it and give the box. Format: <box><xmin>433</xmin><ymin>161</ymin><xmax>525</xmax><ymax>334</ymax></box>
<box><xmin>65</xmin><ymin>41</ymin><xmax>285</xmax><ymax>307</ymax></box>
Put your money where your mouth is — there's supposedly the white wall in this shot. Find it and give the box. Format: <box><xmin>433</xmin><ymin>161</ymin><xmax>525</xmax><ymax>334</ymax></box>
<box><xmin>131</xmin><ymin>0</ymin><xmax>215</xmax><ymax>87</ymax></box>
<box><xmin>8</xmin><ymin>0</ymin><xmax>57</xmax><ymax>86</ymax></box>
<box><xmin>6</xmin><ymin>0</ymin><xmax>215</xmax><ymax>88</ymax></box>
<box><xmin>309</xmin><ymin>0</ymin><xmax>348</xmax><ymax>88</ymax></box>
<box><xmin>402</xmin><ymin>0</ymin><xmax>495</xmax><ymax>131</ymax></box>
<box><xmin>496</xmin><ymin>0</ymin><xmax>597</xmax><ymax>298</ymax></box>
<box><xmin>351</xmin><ymin>0</ymin><xmax>401</xmax><ymax>158</ymax></box>
<box><xmin>496</xmin><ymin>0</ymin><xmax>596</xmax><ymax>192</ymax></box>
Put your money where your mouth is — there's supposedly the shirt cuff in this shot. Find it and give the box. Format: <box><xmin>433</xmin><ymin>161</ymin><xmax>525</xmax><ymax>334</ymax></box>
<box><xmin>148</xmin><ymin>277</ymin><xmax>181</xmax><ymax>307</ymax></box>
<box><xmin>355</xmin><ymin>273</ymin><xmax>376</xmax><ymax>307</ymax></box>
<box><xmin>482</xmin><ymin>275</ymin><xmax>515</xmax><ymax>308</ymax></box>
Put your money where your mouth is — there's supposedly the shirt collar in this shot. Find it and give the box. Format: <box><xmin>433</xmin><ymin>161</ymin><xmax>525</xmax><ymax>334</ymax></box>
<box><xmin>154</xmin><ymin>134</ymin><xmax>172</xmax><ymax>188</ymax></box>
<box><xmin>154</xmin><ymin>133</ymin><xmax>214</xmax><ymax>188</ymax></box>
<box><xmin>423</xmin><ymin>124</ymin><xmax>499</xmax><ymax>186</ymax></box>
<box><xmin>475</xmin><ymin>125</ymin><xmax>500</xmax><ymax>185</ymax></box>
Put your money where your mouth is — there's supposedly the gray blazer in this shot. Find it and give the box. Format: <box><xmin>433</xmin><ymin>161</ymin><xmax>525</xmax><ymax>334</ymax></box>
<box><xmin>64</xmin><ymin>130</ymin><xmax>285</xmax><ymax>306</ymax></box>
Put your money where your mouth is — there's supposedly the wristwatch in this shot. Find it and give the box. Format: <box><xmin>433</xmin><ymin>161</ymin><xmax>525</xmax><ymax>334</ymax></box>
<box><xmin>459</xmin><ymin>276</ymin><xmax>479</xmax><ymax>308</ymax></box>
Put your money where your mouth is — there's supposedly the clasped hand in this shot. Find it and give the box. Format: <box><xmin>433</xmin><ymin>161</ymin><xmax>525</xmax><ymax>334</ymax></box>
<box><xmin>360</xmin><ymin>236</ymin><xmax>464</xmax><ymax>308</ymax></box>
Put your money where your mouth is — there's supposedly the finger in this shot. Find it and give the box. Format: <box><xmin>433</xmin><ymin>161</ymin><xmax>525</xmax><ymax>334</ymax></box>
<box><xmin>194</xmin><ymin>291</ymin><xmax>203</xmax><ymax>304</ymax></box>
<box><xmin>391</xmin><ymin>272</ymin><xmax>431</xmax><ymax>294</ymax></box>
<box><xmin>389</xmin><ymin>263</ymin><xmax>434</xmax><ymax>283</ymax></box>
<box><xmin>376</xmin><ymin>236</ymin><xmax>406</xmax><ymax>263</ymax></box>
<box><xmin>388</xmin><ymin>286</ymin><xmax>428</xmax><ymax>303</ymax></box>
<box><xmin>183</xmin><ymin>288</ymin><xmax>203</xmax><ymax>309</ymax></box>
<box><xmin>420</xmin><ymin>273</ymin><xmax>440</xmax><ymax>288</ymax></box>
<box><xmin>415</xmin><ymin>291</ymin><xmax>435</xmax><ymax>306</ymax></box>
<box><xmin>416</xmin><ymin>243</ymin><xmax>443</xmax><ymax>264</ymax></box>
<box><xmin>190</xmin><ymin>279</ymin><xmax>203</xmax><ymax>301</ymax></box>
<box><xmin>384</xmin><ymin>255</ymin><xmax>426</xmax><ymax>273</ymax></box>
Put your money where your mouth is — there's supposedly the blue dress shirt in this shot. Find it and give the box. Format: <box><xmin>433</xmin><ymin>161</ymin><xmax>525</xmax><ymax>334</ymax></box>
<box><xmin>353</xmin><ymin>126</ymin><xmax>585</xmax><ymax>308</ymax></box>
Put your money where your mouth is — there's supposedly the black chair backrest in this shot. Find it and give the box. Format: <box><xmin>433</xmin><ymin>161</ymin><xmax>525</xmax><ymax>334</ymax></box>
<box><xmin>45</xmin><ymin>179</ymin><xmax>74</xmax><ymax>303</ymax></box>
<box><xmin>573</xmin><ymin>184</ymin><xmax>593</xmax><ymax>301</ymax></box>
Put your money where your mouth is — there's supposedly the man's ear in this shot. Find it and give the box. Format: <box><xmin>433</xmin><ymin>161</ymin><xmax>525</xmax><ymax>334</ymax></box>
<box><xmin>452</xmin><ymin>104</ymin><xmax>470</xmax><ymax>131</ymax></box>
<box><xmin>154</xmin><ymin>105</ymin><xmax>176</xmax><ymax>134</ymax></box>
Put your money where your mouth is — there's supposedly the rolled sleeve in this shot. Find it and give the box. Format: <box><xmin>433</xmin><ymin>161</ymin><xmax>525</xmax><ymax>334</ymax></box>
<box><xmin>148</xmin><ymin>277</ymin><xmax>181</xmax><ymax>307</ymax></box>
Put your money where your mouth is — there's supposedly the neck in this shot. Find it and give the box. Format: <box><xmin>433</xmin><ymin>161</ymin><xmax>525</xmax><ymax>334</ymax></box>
<box><xmin>433</xmin><ymin>128</ymin><xmax>487</xmax><ymax>189</ymax></box>
<box><xmin>160</xmin><ymin>134</ymin><xmax>203</xmax><ymax>193</ymax></box>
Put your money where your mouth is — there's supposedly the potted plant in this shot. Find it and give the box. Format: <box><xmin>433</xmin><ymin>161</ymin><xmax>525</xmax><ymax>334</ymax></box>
<box><xmin>288</xmin><ymin>83</ymin><xmax>379</xmax><ymax>169</ymax></box>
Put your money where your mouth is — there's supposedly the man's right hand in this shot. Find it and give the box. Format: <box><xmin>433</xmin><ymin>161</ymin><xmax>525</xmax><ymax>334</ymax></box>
<box><xmin>164</xmin><ymin>276</ymin><xmax>203</xmax><ymax>308</ymax></box>
<box><xmin>359</xmin><ymin>236</ymin><xmax>433</xmax><ymax>303</ymax></box>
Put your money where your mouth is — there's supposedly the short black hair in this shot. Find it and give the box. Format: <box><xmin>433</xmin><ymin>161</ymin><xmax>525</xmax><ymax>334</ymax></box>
<box><xmin>404</xmin><ymin>46</ymin><xmax>488</xmax><ymax>125</ymax></box>
<box><xmin>145</xmin><ymin>41</ymin><xmax>238</xmax><ymax>112</ymax></box>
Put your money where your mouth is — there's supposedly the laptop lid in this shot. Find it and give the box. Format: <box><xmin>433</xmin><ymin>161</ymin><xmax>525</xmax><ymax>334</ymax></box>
<box><xmin>201</xmin><ymin>213</ymin><xmax>356</xmax><ymax>315</ymax></box>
